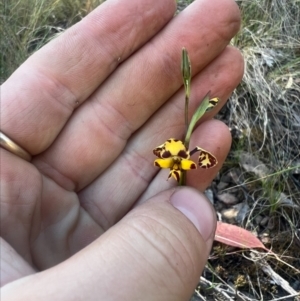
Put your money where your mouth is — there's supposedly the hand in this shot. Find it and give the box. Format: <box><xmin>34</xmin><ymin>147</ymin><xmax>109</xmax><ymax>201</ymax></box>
<box><xmin>0</xmin><ymin>0</ymin><xmax>243</xmax><ymax>300</ymax></box>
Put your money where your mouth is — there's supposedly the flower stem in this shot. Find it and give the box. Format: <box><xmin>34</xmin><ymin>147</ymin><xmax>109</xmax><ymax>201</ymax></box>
<box><xmin>180</xmin><ymin>48</ymin><xmax>192</xmax><ymax>186</ymax></box>
<box><xmin>181</xmin><ymin>47</ymin><xmax>191</xmax><ymax>149</ymax></box>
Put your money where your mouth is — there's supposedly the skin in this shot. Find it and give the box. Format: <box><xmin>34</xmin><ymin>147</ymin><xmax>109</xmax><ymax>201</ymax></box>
<box><xmin>0</xmin><ymin>0</ymin><xmax>244</xmax><ymax>300</ymax></box>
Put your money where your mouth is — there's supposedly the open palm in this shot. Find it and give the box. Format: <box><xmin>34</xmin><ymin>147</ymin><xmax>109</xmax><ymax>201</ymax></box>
<box><xmin>1</xmin><ymin>0</ymin><xmax>243</xmax><ymax>299</ymax></box>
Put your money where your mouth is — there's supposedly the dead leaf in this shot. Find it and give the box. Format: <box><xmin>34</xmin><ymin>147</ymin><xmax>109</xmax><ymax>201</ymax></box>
<box><xmin>215</xmin><ymin>221</ymin><xmax>269</xmax><ymax>251</ymax></box>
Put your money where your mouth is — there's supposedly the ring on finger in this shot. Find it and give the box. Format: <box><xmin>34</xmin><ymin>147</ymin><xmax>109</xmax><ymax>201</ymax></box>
<box><xmin>0</xmin><ymin>131</ymin><xmax>32</xmax><ymax>161</ymax></box>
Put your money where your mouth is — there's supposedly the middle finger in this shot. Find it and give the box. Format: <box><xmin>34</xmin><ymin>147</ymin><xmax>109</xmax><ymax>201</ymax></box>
<box><xmin>34</xmin><ymin>0</ymin><xmax>240</xmax><ymax>191</ymax></box>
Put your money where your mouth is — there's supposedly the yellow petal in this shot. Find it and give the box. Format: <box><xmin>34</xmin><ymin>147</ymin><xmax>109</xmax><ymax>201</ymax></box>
<box><xmin>163</xmin><ymin>139</ymin><xmax>189</xmax><ymax>159</ymax></box>
<box><xmin>154</xmin><ymin>158</ymin><xmax>173</xmax><ymax>169</ymax></box>
<box><xmin>181</xmin><ymin>159</ymin><xmax>197</xmax><ymax>170</ymax></box>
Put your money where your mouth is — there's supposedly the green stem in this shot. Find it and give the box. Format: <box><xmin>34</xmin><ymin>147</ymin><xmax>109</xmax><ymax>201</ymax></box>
<box><xmin>180</xmin><ymin>48</ymin><xmax>192</xmax><ymax>186</ymax></box>
<box><xmin>179</xmin><ymin>171</ymin><xmax>186</xmax><ymax>186</ymax></box>
<box><xmin>181</xmin><ymin>47</ymin><xmax>191</xmax><ymax>149</ymax></box>
<box><xmin>185</xmin><ymin>93</ymin><xmax>189</xmax><ymax>141</ymax></box>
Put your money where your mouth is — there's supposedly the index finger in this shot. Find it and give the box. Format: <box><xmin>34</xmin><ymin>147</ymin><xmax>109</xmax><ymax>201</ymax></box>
<box><xmin>1</xmin><ymin>0</ymin><xmax>176</xmax><ymax>155</ymax></box>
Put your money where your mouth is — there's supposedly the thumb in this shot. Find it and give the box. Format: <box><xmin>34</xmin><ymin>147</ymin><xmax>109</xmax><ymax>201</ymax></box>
<box><xmin>2</xmin><ymin>187</ymin><xmax>216</xmax><ymax>301</ymax></box>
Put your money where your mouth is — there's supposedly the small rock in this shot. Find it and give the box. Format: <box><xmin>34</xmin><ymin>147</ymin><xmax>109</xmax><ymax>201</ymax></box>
<box><xmin>278</xmin><ymin>192</ymin><xmax>300</xmax><ymax>209</ymax></box>
<box><xmin>260</xmin><ymin>232</ymin><xmax>271</xmax><ymax>244</ymax></box>
<box><xmin>221</xmin><ymin>207</ymin><xmax>239</xmax><ymax>220</ymax></box>
<box><xmin>260</xmin><ymin>216</ymin><xmax>269</xmax><ymax>226</ymax></box>
<box><xmin>267</xmin><ymin>217</ymin><xmax>275</xmax><ymax>230</ymax></box>
<box><xmin>217</xmin><ymin>181</ymin><xmax>229</xmax><ymax>191</ymax></box>
<box><xmin>220</xmin><ymin>172</ymin><xmax>233</xmax><ymax>183</ymax></box>
<box><xmin>221</xmin><ymin>203</ymin><xmax>244</xmax><ymax>220</ymax></box>
<box><xmin>217</xmin><ymin>192</ymin><xmax>239</xmax><ymax>205</ymax></box>
<box><xmin>238</xmin><ymin>152</ymin><xmax>269</xmax><ymax>178</ymax></box>
<box><xmin>228</xmin><ymin>168</ymin><xmax>243</xmax><ymax>184</ymax></box>
<box><xmin>236</xmin><ymin>202</ymin><xmax>250</xmax><ymax>223</ymax></box>
<box><xmin>255</xmin><ymin>215</ymin><xmax>263</xmax><ymax>225</ymax></box>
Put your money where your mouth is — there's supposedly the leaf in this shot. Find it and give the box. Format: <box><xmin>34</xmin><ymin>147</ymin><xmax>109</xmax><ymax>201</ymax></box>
<box><xmin>215</xmin><ymin>221</ymin><xmax>269</xmax><ymax>251</ymax></box>
<box><xmin>184</xmin><ymin>93</ymin><xmax>219</xmax><ymax>146</ymax></box>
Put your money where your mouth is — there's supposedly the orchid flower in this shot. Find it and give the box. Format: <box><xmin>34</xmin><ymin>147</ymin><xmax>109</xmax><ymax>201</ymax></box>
<box><xmin>153</xmin><ymin>48</ymin><xmax>219</xmax><ymax>184</ymax></box>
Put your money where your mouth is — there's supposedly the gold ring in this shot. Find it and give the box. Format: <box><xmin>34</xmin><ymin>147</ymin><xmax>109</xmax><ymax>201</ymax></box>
<box><xmin>0</xmin><ymin>132</ymin><xmax>32</xmax><ymax>161</ymax></box>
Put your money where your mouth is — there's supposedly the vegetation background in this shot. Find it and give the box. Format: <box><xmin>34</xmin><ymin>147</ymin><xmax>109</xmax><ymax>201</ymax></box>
<box><xmin>1</xmin><ymin>0</ymin><xmax>299</xmax><ymax>300</ymax></box>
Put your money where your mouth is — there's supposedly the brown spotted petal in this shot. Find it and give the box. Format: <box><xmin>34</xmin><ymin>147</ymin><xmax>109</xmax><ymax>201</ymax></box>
<box><xmin>197</xmin><ymin>147</ymin><xmax>218</xmax><ymax>169</ymax></box>
<box><xmin>168</xmin><ymin>169</ymin><xmax>181</xmax><ymax>182</ymax></box>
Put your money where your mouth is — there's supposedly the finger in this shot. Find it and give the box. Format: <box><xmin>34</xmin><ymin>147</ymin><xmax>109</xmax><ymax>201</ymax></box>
<box><xmin>33</xmin><ymin>0</ymin><xmax>241</xmax><ymax>191</ymax></box>
<box><xmin>2</xmin><ymin>188</ymin><xmax>216</xmax><ymax>301</ymax></box>
<box><xmin>0</xmin><ymin>149</ymin><xmax>42</xmax><ymax>264</ymax></box>
<box><xmin>1</xmin><ymin>0</ymin><xmax>176</xmax><ymax>154</ymax></box>
<box><xmin>0</xmin><ymin>238</ymin><xmax>36</xmax><ymax>287</ymax></box>
<box><xmin>79</xmin><ymin>46</ymin><xmax>243</xmax><ymax>228</ymax></box>
<box><xmin>187</xmin><ymin>122</ymin><xmax>231</xmax><ymax>189</ymax></box>
<box><xmin>139</xmin><ymin>119</ymin><xmax>232</xmax><ymax>204</ymax></box>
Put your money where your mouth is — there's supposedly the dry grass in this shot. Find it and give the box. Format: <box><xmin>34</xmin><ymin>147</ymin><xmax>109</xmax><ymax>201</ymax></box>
<box><xmin>0</xmin><ymin>0</ymin><xmax>103</xmax><ymax>82</ymax></box>
<box><xmin>230</xmin><ymin>0</ymin><xmax>300</xmax><ymax>209</ymax></box>
<box><xmin>225</xmin><ymin>0</ymin><xmax>300</xmax><ymax>254</ymax></box>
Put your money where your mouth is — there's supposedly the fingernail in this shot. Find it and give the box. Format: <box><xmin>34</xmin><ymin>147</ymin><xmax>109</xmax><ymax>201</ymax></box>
<box><xmin>170</xmin><ymin>188</ymin><xmax>216</xmax><ymax>241</ymax></box>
